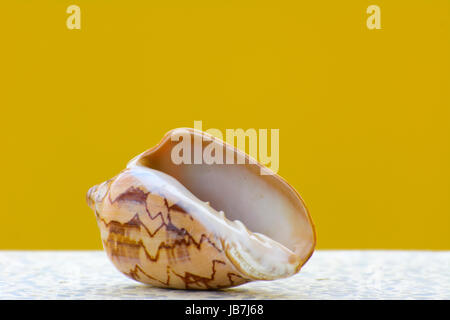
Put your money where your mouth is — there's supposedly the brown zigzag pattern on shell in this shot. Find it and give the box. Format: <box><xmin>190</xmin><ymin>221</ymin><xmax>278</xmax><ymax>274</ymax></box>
<box><xmin>108</xmin><ymin>186</ymin><xmax>219</xmax><ymax>250</ymax></box>
<box><xmin>100</xmin><ymin>214</ymin><xmax>222</xmax><ymax>262</ymax></box>
<box><xmin>97</xmin><ymin>186</ymin><xmax>250</xmax><ymax>289</ymax></box>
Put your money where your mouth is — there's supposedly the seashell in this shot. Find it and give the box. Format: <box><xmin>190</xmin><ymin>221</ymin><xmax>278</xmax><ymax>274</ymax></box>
<box><xmin>87</xmin><ymin>128</ymin><xmax>316</xmax><ymax>289</ymax></box>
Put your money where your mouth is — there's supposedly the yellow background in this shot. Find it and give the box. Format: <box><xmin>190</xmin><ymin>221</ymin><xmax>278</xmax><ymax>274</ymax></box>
<box><xmin>1</xmin><ymin>1</ymin><xmax>449</xmax><ymax>250</ymax></box>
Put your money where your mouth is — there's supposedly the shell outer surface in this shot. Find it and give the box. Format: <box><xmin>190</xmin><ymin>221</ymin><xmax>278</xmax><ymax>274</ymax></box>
<box><xmin>90</xmin><ymin>170</ymin><xmax>251</xmax><ymax>289</ymax></box>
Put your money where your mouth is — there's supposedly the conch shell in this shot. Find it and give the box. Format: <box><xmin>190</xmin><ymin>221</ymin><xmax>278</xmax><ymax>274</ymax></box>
<box><xmin>87</xmin><ymin>128</ymin><xmax>316</xmax><ymax>289</ymax></box>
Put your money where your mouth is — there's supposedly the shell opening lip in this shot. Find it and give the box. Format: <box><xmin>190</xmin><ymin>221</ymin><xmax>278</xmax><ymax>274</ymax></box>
<box><xmin>130</xmin><ymin>128</ymin><xmax>316</xmax><ymax>271</ymax></box>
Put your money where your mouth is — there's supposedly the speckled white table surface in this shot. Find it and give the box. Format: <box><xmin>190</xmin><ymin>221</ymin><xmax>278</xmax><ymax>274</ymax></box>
<box><xmin>0</xmin><ymin>250</ymin><xmax>448</xmax><ymax>300</ymax></box>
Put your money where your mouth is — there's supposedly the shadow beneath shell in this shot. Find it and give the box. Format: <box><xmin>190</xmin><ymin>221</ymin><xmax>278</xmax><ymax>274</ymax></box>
<box><xmin>100</xmin><ymin>282</ymin><xmax>312</xmax><ymax>300</ymax></box>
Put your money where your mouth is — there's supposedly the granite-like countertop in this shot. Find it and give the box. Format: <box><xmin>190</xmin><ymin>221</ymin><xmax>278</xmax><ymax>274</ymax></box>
<box><xmin>0</xmin><ymin>250</ymin><xmax>448</xmax><ymax>299</ymax></box>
